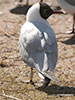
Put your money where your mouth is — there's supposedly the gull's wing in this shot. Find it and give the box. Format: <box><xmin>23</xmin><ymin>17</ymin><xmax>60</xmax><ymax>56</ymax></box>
<box><xmin>19</xmin><ymin>22</ymin><xmax>43</xmax><ymax>67</ymax></box>
<box><xmin>19</xmin><ymin>22</ymin><xmax>59</xmax><ymax>82</ymax></box>
<box><xmin>40</xmin><ymin>31</ymin><xmax>59</xmax><ymax>82</ymax></box>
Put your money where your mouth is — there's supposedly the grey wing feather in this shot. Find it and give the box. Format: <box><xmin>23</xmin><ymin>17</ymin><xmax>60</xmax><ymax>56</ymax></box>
<box><xmin>40</xmin><ymin>32</ymin><xmax>59</xmax><ymax>82</ymax></box>
<box><xmin>19</xmin><ymin>28</ymin><xmax>43</xmax><ymax>68</ymax></box>
<box><xmin>42</xmin><ymin>70</ymin><xmax>60</xmax><ymax>83</ymax></box>
<box><xmin>41</xmin><ymin>32</ymin><xmax>58</xmax><ymax>71</ymax></box>
<box><xmin>19</xmin><ymin>22</ymin><xmax>58</xmax><ymax>82</ymax></box>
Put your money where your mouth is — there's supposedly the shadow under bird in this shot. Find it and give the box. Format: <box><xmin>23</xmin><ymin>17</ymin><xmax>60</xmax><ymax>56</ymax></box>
<box><xmin>19</xmin><ymin>2</ymin><xmax>60</xmax><ymax>88</ymax></box>
<box><xmin>56</xmin><ymin>0</ymin><xmax>75</xmax><ymax>34</ymax></box>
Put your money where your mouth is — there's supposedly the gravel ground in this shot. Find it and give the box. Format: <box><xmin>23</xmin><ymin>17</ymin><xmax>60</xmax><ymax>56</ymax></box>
<box><xmin>0</xmin><ymin>0</ymin><xmax>75</xmax><ymax>100</ymax></box>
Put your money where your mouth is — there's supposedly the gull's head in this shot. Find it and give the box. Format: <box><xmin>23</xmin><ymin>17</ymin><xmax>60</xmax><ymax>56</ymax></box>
<box><xmin>26</xmin><ymin>2</ymin><xmax>54</xmax><ymax>22</ymax></box>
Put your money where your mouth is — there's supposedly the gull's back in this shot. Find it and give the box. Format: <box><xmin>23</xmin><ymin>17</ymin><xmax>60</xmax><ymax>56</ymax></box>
<box><xmin>19</xmin><ymin>20</ymin><xmax>58</xmax><ymax>72</ymax></box>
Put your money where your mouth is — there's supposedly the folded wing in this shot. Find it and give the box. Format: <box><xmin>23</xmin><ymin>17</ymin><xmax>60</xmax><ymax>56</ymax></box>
<box><xmin>19</xmin><ymin>22</ymin><xmax>59</xmax><ymax>82</ymax></box>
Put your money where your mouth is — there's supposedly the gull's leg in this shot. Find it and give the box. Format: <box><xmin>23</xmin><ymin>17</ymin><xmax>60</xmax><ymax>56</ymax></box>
<box><xmin>66</xmin><ymin>15</ymin><xmax>75</xmax><ymax>34</ymax></box>
<box><xmin>21</xmin><ymin>67</ymin><xmax>34</xmax><ymax>84</ymax></box>
<box><xmin>25</xmin><ymin>67</ymin><xmax>33</xmax><ymax>84</ymax></box>
<box><xmin>30</xmin><ymin>67</ymin><xmax>33</xmax><ymax>83</ymax></box>
<box><xmin>72</xmin><ymin>15</ymin><xmax>75</xmax><ymax>34</ymax></box>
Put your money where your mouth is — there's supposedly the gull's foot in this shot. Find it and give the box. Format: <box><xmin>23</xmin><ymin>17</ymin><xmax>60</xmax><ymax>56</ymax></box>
<box><xmin>21</xmin><ymin>79</ymin><xmax>47</xmax><ymax>87</ymax></box>
<box><xmin>21</xmin><ymin>80</ymin><xmax>42</xmax><ymax>87</ymax></box>
<box><xmin>21</xmin><ymin>80</ymin><xmax>34</xmax><ymax>85</ymax></box>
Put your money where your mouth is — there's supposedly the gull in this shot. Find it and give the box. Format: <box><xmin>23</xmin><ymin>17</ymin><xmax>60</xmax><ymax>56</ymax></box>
<box><xmin>19</xmin><ymin>2</ymin><xmax>60</xmax><ymax>88</ymax></box>
<box><xmin>56</xmin><ymin>0</ymin><xmax>75</xmax><ymax>34</ymax></box>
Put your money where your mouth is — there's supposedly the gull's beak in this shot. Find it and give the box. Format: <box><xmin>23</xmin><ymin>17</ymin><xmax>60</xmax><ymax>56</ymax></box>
<box><xmin>53</xmin><ymin>10</ymin><xmax>64</xmax><ymax>14</ymax></box>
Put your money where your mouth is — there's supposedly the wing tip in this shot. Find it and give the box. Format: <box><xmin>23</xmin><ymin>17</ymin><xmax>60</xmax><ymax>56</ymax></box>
<box><xmin>41</xmin><ymin>70</ymin><xmax>61</xmax><ymax>83</ymax></box>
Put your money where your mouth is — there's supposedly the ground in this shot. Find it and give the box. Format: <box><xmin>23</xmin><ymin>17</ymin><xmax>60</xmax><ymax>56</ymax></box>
<box><xmin>0</xmin><ymin>0</ymin><xmax>75</xmax><ymax>100</ymax></box>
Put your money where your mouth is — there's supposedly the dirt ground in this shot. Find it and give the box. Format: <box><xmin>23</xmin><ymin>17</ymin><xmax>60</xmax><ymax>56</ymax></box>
<box><xmin>0</xmin><ymin>0</ymin><xmax>75</xmax><ymax>100</ymax></box>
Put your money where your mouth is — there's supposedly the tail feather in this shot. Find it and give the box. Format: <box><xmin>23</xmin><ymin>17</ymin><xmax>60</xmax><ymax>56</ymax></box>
<box><xmin>41</xmin><ymin>70</ymin><xmax>60</xmax><ymax>83</ymax></box>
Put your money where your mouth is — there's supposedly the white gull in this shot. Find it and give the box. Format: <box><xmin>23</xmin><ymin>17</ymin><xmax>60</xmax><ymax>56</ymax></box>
<box><xmin>19</xmin><ymin>2</ymin><xmax>60</xmax><ymax>88</ymax></box>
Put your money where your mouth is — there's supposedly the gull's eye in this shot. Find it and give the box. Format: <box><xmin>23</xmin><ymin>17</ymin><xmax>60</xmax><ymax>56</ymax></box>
<box><xmin>44</xmin><ymin>9</ymin><xmax>49</xmax><ymax>14</ymax></box>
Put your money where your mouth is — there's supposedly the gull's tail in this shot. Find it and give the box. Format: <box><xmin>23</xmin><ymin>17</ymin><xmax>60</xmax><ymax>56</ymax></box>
<box><xmin>41</xmin><ymin>70</ymin><xmax>60</xmax><ymax>83</ymax></box>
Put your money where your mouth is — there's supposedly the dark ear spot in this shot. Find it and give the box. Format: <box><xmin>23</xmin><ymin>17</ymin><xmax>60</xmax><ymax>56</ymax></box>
<box><xmin>40</xmin><ymin>3</ymin><xmax>54</xmax><ymax>19</ymax></box>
